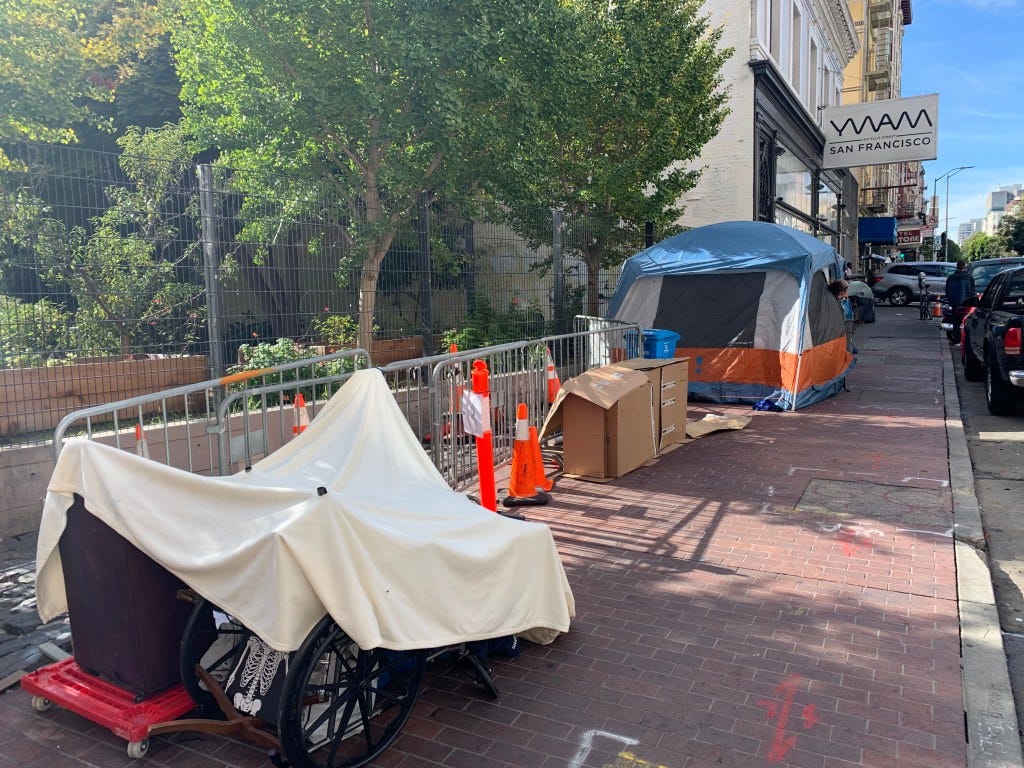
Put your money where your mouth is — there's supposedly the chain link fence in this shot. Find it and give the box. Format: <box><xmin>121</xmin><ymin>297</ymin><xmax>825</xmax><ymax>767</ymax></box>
<box><xmin>1</xmin><ymin>141</ymin><xmax>640</xmax><ymax>448</ymax></box>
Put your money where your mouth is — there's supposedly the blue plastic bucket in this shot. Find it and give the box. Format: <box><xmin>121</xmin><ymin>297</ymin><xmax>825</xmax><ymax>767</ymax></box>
<box><xmin>624</xmin><ymin>328</ymin><xmax>680</xmax><ymax>359</ymax></box>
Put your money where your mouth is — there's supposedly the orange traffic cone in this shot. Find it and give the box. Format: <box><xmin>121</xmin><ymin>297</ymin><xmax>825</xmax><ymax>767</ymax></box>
<box><xmin>544</xmin><ymin>348</ymin><xmax>560</xmax><ymax>403</ymax></box>
<box><xmin>528</xmin><ymin>422</ymin><xmax>553</xmax><ymax>492</ymax></box>
<box><xmin>293</xmin><ymin>393</ymin><xmax>310</xmax><ymax>435</ymax></box>
<box><xmin>135</xmin><ymin>423</ymin><xmax>149</xmax><ymax>459</ymax></box>
<box><xmin>503</xmin><ymin>404</ymin><xmax>550</xmax><ymax>508</ymax></box>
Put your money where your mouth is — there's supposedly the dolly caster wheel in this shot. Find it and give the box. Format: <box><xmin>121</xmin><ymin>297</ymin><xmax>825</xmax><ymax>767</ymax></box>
<box><xmin>127</xmin><ymin>739</ymin><xmax>149</xmax><ymax>759</ymax></box>
<box><xmin>31</xmin><ymin>696</ymin><xmax>51</xmax><ymax>712</ymax></box>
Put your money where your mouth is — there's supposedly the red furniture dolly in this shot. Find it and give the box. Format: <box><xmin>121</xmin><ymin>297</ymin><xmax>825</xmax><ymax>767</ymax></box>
<box><xmin>21</xmin><ymin>657</ymin><xmax>195</xmax><ymax>758</ymax></box>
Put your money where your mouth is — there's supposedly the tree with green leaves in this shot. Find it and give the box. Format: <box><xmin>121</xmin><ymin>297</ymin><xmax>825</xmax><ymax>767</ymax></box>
<box><xmin>918</xmin><ymin>238</ymin><xmax>936</xmax><ymax>261</ymax></box>
<box><xmin>477</xmin><ymin>0</ymin><xmax>732</xmax><ymax>316</ymax></box>
<box><xmin>173</xmin><ymin>0</ymin><xmax>567</xmax><ymax>351</ymax></box>
<box><xmin>0</xmin><ymin>0</ymin><xmax>168</xmax><ymax>152</ymax></box>
<box><xmin>30</xmin><ymin>124</ymin><xmax>204</xmax><ymax>356</ymax></box>
<box><xmin>961</xmin><ymin>231</ymin><xmax>1005</xmax><ymax>262</ymax></box>
<box><xmin>999</xmin><ymin>209</ymin><xmax>1024</xmax><ymax>256</ymax></box>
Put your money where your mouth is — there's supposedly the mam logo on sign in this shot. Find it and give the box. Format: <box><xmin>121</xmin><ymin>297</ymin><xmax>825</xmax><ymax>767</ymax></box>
<box><xmin>821</xmin><ymin>94</ymin><xmax>938</xmax><ymax>169</ymax></box>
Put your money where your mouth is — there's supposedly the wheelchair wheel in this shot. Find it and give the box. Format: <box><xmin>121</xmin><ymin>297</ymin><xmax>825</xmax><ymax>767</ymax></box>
<box><xmin>179</xmin><ymin>598</ymin><xmax>249</xmax><ymax>717</ymax></box>
<box><xmin>277</xmin><ymin>616</ymin><xmax>426</xmax><ymax>768</ymax></box>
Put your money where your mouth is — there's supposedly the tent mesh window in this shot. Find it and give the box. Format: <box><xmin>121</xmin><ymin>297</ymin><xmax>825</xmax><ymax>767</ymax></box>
<box><xmin>655</xmin><ymin>273</ymin><xmax>764</xmax><ymax>348</ymax></box>
<box><xmin>809</xmin><ymin>271</ymin><xmax>846</xmax><ymax>346</ymax></box>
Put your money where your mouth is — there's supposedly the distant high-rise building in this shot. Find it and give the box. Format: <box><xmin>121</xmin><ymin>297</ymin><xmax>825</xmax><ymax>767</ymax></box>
<box><xmin>984</xmin><ymin>184</ymin><xmax>1024</xmax><ymax>235</ymax></box>
<box><xmin>958</xmin><ymin>219</ymin><xmax>984</xmax><ymax>243</ymax></box>
<box><xmin>987</xmin><ymin>190</ymin><xmax>1014</xmax><ymax>213</ymax></box>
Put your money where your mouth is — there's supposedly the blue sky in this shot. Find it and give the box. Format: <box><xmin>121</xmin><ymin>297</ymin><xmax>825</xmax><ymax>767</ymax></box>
<box><xmin>900</xmin><ymin>0</ymin><xmax>1024</xmax><ymax>240</ymax></box>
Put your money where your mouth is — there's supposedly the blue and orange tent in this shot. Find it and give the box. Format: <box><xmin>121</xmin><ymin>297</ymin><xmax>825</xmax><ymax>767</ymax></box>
<box><xmin>607</xmin><ymin>221</ymin><xmax>854</xmax><ymax>410</ymax></box>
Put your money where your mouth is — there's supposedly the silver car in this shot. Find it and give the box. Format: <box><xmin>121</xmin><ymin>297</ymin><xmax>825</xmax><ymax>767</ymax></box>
<box><xmin>870</xmin><ymin>261</ymin><xmax>957</xmax><ymax>306</ymax></box>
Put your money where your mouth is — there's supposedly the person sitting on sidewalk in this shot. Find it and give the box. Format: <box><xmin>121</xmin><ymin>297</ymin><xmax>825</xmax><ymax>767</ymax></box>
<box><xmin>846</xmin><ymin>279</ymin><xmax>876</xmax><ymax>323</ymax></box>
<box><xmin>828</xmin><ymin>279</ymin><xmax>858</xmax><ymax>354</ymax></box>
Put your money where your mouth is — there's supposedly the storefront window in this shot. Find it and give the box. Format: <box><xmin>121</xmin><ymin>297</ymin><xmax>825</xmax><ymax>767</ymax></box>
<box><xmin>775</xmin><ymin>210</ymin><xmax>812</xmax><ymax>233</ymax></box>
<box><xmin>775</xmin><ymin>149</ymin><xmax>812</xmax><ymax>214</ymax></box>
<box><xmin>818</xmin><ymin>185</ymin><xmax>839</xmax><ymax>230</ymax></box>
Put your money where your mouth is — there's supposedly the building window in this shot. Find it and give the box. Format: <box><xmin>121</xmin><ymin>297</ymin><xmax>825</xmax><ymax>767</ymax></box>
<box><xmin>776</xmin><ymin>211</ymin><xmax>813</xmax><ymax>234</ymax></box>
<box><xmin>776</xmin><ymin>148</ymin><xmax>812</xmax><ymax>215</ymax></box>
<box><xmin>818</xmin><ymin>184</ymin><xmax>839</xmax><ymax>230</ymax></box>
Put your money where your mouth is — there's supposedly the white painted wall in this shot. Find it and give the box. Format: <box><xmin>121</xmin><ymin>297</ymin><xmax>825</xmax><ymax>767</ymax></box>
<box><xmin>680</xmin><ymin>2</ymin><xmax>756</xmax><ymax>227</ymax></box>
<box><xmin>680</xmin><ymin>0</ymin><xmax>855</xmax><ymax>229</ymax></box>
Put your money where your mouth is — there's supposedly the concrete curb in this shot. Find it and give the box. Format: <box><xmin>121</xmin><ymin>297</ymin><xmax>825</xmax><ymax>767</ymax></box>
<box><xmin>944</xmin><ymin>344</ymin><xmax>1024</xmax><ymax>768</ymax></box>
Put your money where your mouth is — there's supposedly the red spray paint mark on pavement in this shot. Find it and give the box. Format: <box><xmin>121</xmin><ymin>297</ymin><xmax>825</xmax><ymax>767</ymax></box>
<box><xmin>756</xmin><ymin>675</ymin><xmax>818</xmax><ymax>762</ymax></box>
<box><xmin>838</xmin><ymin>528</ymin><xmax>869</xmax><ymax>556</ymax></box>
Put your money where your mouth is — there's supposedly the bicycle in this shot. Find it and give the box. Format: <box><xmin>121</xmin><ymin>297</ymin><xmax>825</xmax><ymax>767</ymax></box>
<box><xmin>919</xmin><ymin>289</ymin><xmax>933</xmax><ymax>320</ymax></box>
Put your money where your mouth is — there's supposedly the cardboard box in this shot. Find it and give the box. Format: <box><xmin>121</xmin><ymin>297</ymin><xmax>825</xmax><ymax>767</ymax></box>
<box><xmin>541</xmin><ymin>366</ymin><xmax>656</xmax><ymax>480</ymax></box>
<box><xmin>611</xmin><ymin>357</ymin><xmax>689</xmax><ymax>450</ymax></box>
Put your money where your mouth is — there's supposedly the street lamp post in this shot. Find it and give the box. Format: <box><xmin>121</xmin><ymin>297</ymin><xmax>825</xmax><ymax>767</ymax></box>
<box><xmin>932</xmin><ymin>165</ymin><xmax>974</xmax><ymax>259</ymax></box>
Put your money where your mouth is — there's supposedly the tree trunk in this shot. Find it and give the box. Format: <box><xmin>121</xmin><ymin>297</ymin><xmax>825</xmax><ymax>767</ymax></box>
<box><xmin>357</xmin><ymin>235</ymin><xmax>394</xmax><ymax>354</ymax></box>
<box><xmin>357</xmin><ymin>263</ymin><xmax>378</xmax><ymax>355</ymax></box>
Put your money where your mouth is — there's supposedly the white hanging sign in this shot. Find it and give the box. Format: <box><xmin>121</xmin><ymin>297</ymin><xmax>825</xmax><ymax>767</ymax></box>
<box><xmin>460</xmin><ymin>391</ymin><xmax>490</xmax><ymax>437</ymax></box>
<box><xmin>822</xmin><ymin>94</ymin><xmax>939</xmax><ymax>169</ymax></box>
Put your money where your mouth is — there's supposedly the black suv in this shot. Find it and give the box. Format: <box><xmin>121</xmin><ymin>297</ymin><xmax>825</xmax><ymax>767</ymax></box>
<box><xmin>969</xmin><ymin>257</ymin><xmax>1024</xmax><ymax>295</ymax></box>
<box><xmin>962</xmin><ymin>266</ymin><xmax>1024</xmax><ymax>415</ymax></box>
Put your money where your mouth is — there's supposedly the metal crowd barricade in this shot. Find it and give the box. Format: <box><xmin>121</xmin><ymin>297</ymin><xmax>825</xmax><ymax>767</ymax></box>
<box><xmin>50</xmin><ymin>318</ymin><xmax>640</xmax><ymax>489</ymax></box>
<box><xmin>376</xmin><ymin>317</ymin><xmax>641</xmax><ymax>490</ymax></box>
<box><xmin>51</xmin><ymin>348</ymin><xmax>373</xmax><ymax>474</ymax></box>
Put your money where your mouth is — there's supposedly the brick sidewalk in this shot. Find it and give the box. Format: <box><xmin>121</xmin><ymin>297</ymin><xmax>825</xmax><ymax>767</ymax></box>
<box><xmin>0</xmin><ymin>308</ymin><xmax>967</xmax><ymax>768</ymax></box>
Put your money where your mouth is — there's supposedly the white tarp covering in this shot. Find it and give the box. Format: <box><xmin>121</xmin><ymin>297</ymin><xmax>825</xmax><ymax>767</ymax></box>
<box><xmin>36</xmin><ymin>369</ymin><xmax>575</xmax><ymax>652</ymax></box>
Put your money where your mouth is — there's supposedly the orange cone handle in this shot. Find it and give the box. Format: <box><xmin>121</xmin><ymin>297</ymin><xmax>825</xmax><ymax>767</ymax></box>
<box><xmin>471</xmin><ymin>361</ymin><xmax>497</xmax><ymax>512</ymax></box>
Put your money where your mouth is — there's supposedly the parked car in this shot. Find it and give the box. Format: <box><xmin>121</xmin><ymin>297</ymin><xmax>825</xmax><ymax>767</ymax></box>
<box><xmin>962</xmin><ymin>266</ymin><xmax>1024</xmax><ymax>415</ymax></box>
<box><xmin>870</xmin><ymin>261</ymin><xmax>956</xmax><ymax>306</ymax></box>
<box><xmin>969</xmin><ymin>257</ymin><xmax>1024</xmax><ymax>296</ymax></box>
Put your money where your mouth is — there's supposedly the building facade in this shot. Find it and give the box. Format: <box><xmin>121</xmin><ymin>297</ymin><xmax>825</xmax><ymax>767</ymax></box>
<box><xmin>679</xmin><ymin>0</ymin><xmax>860</xmax><ymax>260</ymax></box>
<box><xmin>984</xmin><ymin>185</ymin><xmax>1024</xmax><ymax>235</ymax></box>
<box><xmin>840</xmin><ymin>0</ymin><xmax>928</xmax><ymax>262</ymax></box>
<box><xmin>958</xmin><ymin>218</ymin><xmax>984</xmax><ymax>244</ymax></box>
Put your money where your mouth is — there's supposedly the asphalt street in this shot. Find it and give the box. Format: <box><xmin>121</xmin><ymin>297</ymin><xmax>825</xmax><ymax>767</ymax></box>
<box><xmin>952</xmin><ymin>330</ymin><xmax>1024</xmax><ymax>739</ymax></box>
